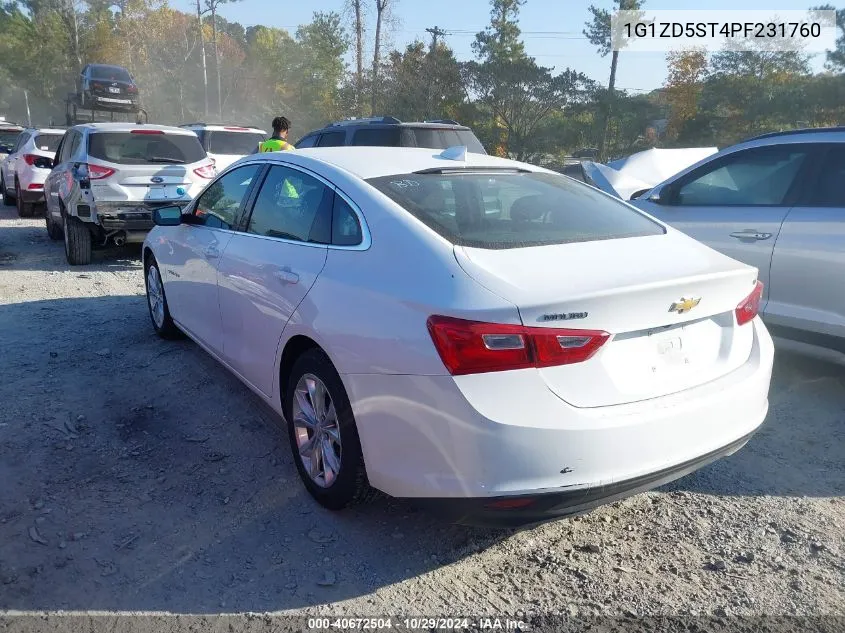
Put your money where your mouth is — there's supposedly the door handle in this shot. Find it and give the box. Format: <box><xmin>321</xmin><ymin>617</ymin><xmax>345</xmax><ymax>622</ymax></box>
<box><xmin>730</xmin><ymin>230</ymin><xmax>772</xmax><ymax>241</ymax></box>
<box><xmin>274</xmin><ymin>268</ymin><xmax>300</xmax><ymax>284</ymax></box>
<box><xmin>203</xmin><ymin>244</ymin><xmax>220</xmax><ymax>258</ymax></box>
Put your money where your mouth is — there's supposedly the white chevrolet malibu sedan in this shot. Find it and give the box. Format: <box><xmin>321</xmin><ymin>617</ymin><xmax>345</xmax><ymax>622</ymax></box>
<box><xmin>142</xmin><ymin>146</ymin><xmax>774</xmax><ymax>527</ymax></box>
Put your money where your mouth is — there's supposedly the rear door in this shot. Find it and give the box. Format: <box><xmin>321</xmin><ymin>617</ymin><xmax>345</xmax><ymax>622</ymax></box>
<box><xmin>766</xmin><ymin>143</ymin><xmax>845</xmax><ymax>349</ymax></box>
<box><xmin>217</xmin><ymin>163</ymin><xmax>332</xmax><ymax>396</ymax></box>
<box><xmin>3</xmin><ymin>132</ymin><xmax>28</xmax><ymax>183</ymax></box>
<box><xmin>635</xmin><ymin>144</ymin><xmax>814</xmax><ymax>311</ymax></box>
<box><xmin>163</xmin><ymin>163</ymin><xmax>262</xmax><ymax>353</ymax></box>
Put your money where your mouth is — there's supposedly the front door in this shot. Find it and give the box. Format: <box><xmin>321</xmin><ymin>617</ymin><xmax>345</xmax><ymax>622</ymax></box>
<box><xmin>217</xmin><ymin>164</ymin><xmax>332</xmax><ymax>396</ymax></box>
<box><xmin>636</xmin><ymin>144</ymin><xmax>815</xmax><ymax>311</ymax></box>
<box><xmin>163</xmin><ymin>163</ymin><xmax>262</xmax><ymax>354</ymax></box>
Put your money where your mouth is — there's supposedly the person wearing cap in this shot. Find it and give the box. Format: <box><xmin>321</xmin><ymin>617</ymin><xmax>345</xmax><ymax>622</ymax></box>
<box><xmin>258</xmin><ymin>116</ymin><xmax>294</xmax><ymax>152</ymax></box>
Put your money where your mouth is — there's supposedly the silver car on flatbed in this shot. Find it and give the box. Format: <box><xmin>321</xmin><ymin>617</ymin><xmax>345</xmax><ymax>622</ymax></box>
<box><xmin>632</xmin><ymin>127</ymin><xmax>845</xmax><ymax>365</ymax></box>
<box><xmin>44</xmin><ymin>122</ymin><xmax>216</xmax><ymax>265</ymax></box>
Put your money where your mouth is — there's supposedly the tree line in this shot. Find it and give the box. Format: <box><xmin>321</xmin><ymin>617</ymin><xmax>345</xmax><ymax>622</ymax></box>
<box><xmin>0</xmin><ymin>0</ymin><xmax>843</xmax><ymax>164</ymax></box>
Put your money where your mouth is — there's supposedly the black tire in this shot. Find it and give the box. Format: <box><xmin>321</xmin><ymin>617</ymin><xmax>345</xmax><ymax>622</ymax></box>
<box><xmin>285</xmin><ymin>349</ymin><xmax>375</xmax><ymax>510</ymax></box>
<box><xmin>143</xmin><ymin>254</ymin><xmax>182</xmax><ymax>340</ymax></box>
<box><xmin>45</xmin><ymin>210</ymin><xmax>63</xmax><ymax>240</ymax></box>
<box><xmin>2</xmin><ymin>175</ymin><xmax>15</xmax><ymax>205</ymax></box>
<box><xmin>15</xmin><ymin>181</ymin><xmax>34</xmax><ymax>217</ymax></box>
<box><xmin>63</xmin><ymin>214</ymin><xmax>92</xmax><ymax>265</ymax></box>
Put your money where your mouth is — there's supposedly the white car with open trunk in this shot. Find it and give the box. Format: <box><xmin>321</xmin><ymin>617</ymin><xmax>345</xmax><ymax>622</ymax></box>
<box><xmin>142</xmin><ymin>145</ymin><xmax>774</xmax><ymax>526</ymax></box>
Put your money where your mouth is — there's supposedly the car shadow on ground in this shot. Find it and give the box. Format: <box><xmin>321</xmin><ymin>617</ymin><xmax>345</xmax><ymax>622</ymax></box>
<box><xmin>0</xmin><ymin>294</ymin><xmax>842</xmax><ymax>613</ymax></box>
<box><xmin>0</xmin><ymin>223</ymin><xmax>143</xmax><ymax>272</ymax></box>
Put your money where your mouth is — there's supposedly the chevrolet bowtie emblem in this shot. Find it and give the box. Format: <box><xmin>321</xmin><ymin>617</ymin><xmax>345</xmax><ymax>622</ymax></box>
<box><xmin>669</xmin><ymin>297</ymin><xmax>701</xmax><ymax>314</ymax></box>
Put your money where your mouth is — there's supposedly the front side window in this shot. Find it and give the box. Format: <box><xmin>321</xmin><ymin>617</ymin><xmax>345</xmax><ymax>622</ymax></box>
<box><xmin>87</xmin><ymin>132</ymin><xmax>206</xmax><ymax>165</ymax></box>
<box><xmin>246</xmin><ymin>165</ymin><xmax>332</xmax><ymax>243</ymax></box>
<box><xmin>194</xmin><ymin>164</ymin><xmax>260</xmax><ymax>229</ymax></box>
<box><xmin>674</xmin><ymin>146</ymin><xmax>810</xmax><ymax>206</ymax></box>
<box><xmin>295</xmin><ymin>135</ymin><xmax>318</xmax><ymax>148</ymax></box>
<box><xmin>368</xmin><ymin>170</ymin><xmax>664</xmax><ymax>249</ymax></box>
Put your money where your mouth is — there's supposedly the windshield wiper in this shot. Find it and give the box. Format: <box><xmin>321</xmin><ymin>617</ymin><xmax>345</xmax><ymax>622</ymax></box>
<box><xmin>147</xmin><ymin>157</ymin><xmax>186</xmax><ymax>164</ymax></box>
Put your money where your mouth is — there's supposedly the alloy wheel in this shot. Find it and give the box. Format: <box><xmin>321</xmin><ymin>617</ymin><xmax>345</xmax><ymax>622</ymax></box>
<box><xmin>146</xmin><ymin>265</ymin><xmax>165</xmax><ymax>329</ymax></box>
<box><xmin>292</xmin><ymin>373</ymin><xmax>342</xmax><ymax>488</ymax></box>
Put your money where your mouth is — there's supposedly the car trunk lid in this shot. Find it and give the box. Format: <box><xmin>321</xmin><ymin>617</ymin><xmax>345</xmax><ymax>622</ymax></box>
<box><xmin>454</xmin><ymin>232</ymin><xmax>760</xmax><ymax>408</ymax></box>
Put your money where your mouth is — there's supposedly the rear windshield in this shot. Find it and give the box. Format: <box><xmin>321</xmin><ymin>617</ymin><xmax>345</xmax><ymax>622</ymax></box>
<box><xmin>34</xmin><ymin>134</ymin><xmax>64</xmax><ymax>152</ymax></box>
<box><xmin>205</xmin><ymin>131</ymin><xmax>266</xmax><ymax>155</ymax></box>
<box><xmin>91</xmin><ymin>66</ymin><xmax>132</xmax><ymax>82</ymax></box>
<box><xmin>87</xmin><ymin>132</ymin><xmax>206</xmax><ymax>165</ymax></box>
<box><xmin>367</xmin><ymin>170</ymin><xmax>665</xmax><ymax>249</ymax></box>
<box><xmin>411</xmin><ymin>128</ymin><xmax>486</xmax><ymax>154</ymax></box>
<box><xmin>0</xmin><ymin>131</ymin><xmax>21</xmax><ymax>145</ymax></box>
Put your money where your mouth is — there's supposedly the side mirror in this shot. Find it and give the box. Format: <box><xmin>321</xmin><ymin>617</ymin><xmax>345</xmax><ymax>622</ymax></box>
<box><xmin>152</xmin><ymin>206</ymin><xmax>183</xmax><ymax>226</ymax></box>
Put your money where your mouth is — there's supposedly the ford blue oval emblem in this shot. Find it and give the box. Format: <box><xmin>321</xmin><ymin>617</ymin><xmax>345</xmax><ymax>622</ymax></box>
<box><xmin>151</xmin><ymin>176</ymin><xmax>164</xmax><ymax>184</ymax></box>
<box><xmin>176</xmin><ymin>187</ymin><xmax>186</xmax><ymax>196</ymax></box>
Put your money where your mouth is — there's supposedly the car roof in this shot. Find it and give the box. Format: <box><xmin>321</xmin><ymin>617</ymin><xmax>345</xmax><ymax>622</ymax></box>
<box><xmin>27</xmin><ymin>128</ymin><xmax>67</xmax><ymax>135</ymax></box>
<box><xmin>73</xmin><ymin>123</ymin><xmax>197</xmax><ymax>135</ymax></box>
<box><xmin>88</xmin><ymin>63</ymin><xmax>128</xmax><ymax>70</ymax></box>
<box><xmin>247</xmin><ymin>146</ymin><xmax>545</xmax><ymax>180</ymax></box>
<box><xmin>180</xmin><ymin>123</ymin><xmax>265</xmax><ymax>133</ymax></box>
<box><xmin>740</xmin><ymin>126</ymin><xmax>845</xmax><ymax>146</ymax></box>
<box><xmin>309</xmin><ymin>122</ymin><xmax>472</xmax><ymax>134</ymax></box>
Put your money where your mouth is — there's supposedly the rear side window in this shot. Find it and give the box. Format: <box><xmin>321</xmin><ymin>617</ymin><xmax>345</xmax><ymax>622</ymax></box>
<box><xmin>87</xmin><ymin>132</ymin><xmax>206</xmax><ymax>165</ymax></box>
<box><xmin>332</xmin><ymin>195</ymin><xmax>363</xmax><ymax>246</ymax></box>
<box><xmin>317</xmin><ymin>132</ymin><xmax>345</xmax><ymax>147</ymax></box>
<box><xmin>367</xmin><ymin>171</ymin><xmax>665</xmax><ymax>249</ymax></box>
<box><xmin>810</xmin><ymin>145</ymin><xmax>845</xmax><ymax>207</ymax></box>
<box><xmin>352</xmin><ymin>128</ymin><xmax>400</xmax><ymax>147</ymax></box>
<box><xmin>206</xmin><ymin>131</ymin><xmax>265</xmax><ymax>155</ymax></box>
<box><xmin>34</xmin><ymin>134</ymin><xmax>64</xmax><ymax>152</ymax></box>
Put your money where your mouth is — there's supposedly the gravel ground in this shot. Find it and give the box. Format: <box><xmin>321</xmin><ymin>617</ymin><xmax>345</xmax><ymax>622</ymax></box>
<box><xmin>0</xmin><ymin>204</ymin><xmax>843</xmax><ymax>626</ymax></box>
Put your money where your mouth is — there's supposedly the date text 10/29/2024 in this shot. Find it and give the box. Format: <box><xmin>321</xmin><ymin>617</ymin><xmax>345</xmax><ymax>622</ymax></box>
<box><xmin>307</xmin><ymin>618</ymin><xmax>528</xmax><ymax>631</ymax></box>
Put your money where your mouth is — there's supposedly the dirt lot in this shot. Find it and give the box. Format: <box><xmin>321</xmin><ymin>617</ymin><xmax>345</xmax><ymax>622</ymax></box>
<box><xmin>0</xmin><ymin>204</ymin><xmax>843</xmax><ymax>626</ymax></box>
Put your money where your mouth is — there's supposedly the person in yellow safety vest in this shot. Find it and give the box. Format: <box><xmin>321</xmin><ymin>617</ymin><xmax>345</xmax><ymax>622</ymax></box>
<box><xmin>258</xmin><ymin>116</ymin><xmax>294</xmax><ymax>153</ymax></box>
<box><xmin>257</xmin><ymin>116</ymin><xmax>298</xmax><ymax>198</ymax></box>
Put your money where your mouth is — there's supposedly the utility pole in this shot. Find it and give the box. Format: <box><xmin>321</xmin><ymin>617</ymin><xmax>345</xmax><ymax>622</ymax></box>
<box><xmin>425</xmin><ymin>26</ymin><xmax>447</xmax><ymax>117</ymax></box>
<box><xmin>24</xmin><ymin>90</ymin><xmax>31</xmax><ymax>127</ymax></box>
<box><xmin>196</xmin><ymin>0</ymin><xmax>209</xmax><ymax>118</ymax></box>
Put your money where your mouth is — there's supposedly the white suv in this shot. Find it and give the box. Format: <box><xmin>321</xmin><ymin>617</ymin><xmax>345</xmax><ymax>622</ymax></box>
<box><xmin>1</xmin><ymin>127</ymin><xmax>66</xmax><ymax>217</ymax></box>
<box><xmin>179</xmin><ymin>123</ymin><xmax>267</xmax><ymax>172</ymax></box>
<box><xmin>44</xmin><ymin>123</ymin><xmax>216</xmax><ymax>265</ymax></box>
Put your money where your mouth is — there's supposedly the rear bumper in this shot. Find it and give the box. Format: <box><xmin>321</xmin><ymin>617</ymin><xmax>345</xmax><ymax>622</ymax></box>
<box><xmin>90</xmin><ymin>201</ymin><xmax>189</xmax><ymax>231</ymax></box>
<box><xmin>90</xmin><ymin>93</ymin><xmax>138</xmax><ymax>109</ymax></box>
<box><xmin>343</xmin><ymin>318</ymin><xmax>773</xmax><ymax>524</ymax></box>
<box><xmin>416</xmin><ymin>430</ymin><xmax>755</xmax><ymax>527</ymax></box>
<box><xmin>19</xmin><ymin>189</ymin><xmax>45</xmax><ymax>204</ymax></box>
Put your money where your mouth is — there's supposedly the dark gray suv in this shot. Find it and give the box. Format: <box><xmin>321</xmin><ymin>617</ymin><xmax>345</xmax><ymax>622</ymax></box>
<box><xmin>295</xmin><ymin>117</ymin><xmax>487</xmax><ymax>154</ymax></box>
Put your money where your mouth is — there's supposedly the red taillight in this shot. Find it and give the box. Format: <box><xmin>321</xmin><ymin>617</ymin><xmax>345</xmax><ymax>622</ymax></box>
<box><xmin>736</xmin><ymin>281</ymin><xmax>764</xmax><ymax>326</ymax></box>
<box><xmin>27</xmin><ymin>183</ymin><xmax>43</xmax><ymax>190</ymax></box>
<box><xmin>130</xmin><ymin>129</ymin><xmax>164</xmax><ymax>135</ymax></box>
<box><xmin>86</xmin><ymin>164</ymin><xmax>116</xmax><ymax>180</ymax></box>
<box><xmin>23</xmin><ymin>154</ymin><xmax>51</xmax><ymax>168</ymax></box>
<box><xmin>194</xmin><ymin>163</ymin><xmax>216</xmax><ymax>179</ymax></box>
<box><xmin>92</xmin><ymin>82</ymin><xmax>104</xmax><ymax>90</ymax></box>
<box><xmin>127</xmin><ymin>85</ymin><xmax>138</xmax><ymax>94</ymax></box>
<box><xmin>426</xmin><ymin>315</ymin><xmax>609</xmax><ymax>376</ymax></box>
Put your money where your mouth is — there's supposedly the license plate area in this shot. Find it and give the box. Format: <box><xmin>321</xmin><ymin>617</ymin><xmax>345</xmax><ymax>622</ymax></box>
<box><xmin>146</xmin><ymin>186</ymin><xmax>166</xmax><ymax>200</ymax></box>
<box><xmin>108</xmin><ymin>87</ymin><xmax>121</xmax><ymax>94</ymax></box>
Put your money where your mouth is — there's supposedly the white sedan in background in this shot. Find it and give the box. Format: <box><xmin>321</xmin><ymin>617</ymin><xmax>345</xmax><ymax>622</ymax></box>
<box><xmin>142</xmin><ymin>146</ymin><xmax>774</xmax><ymax>527</ymax></box>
